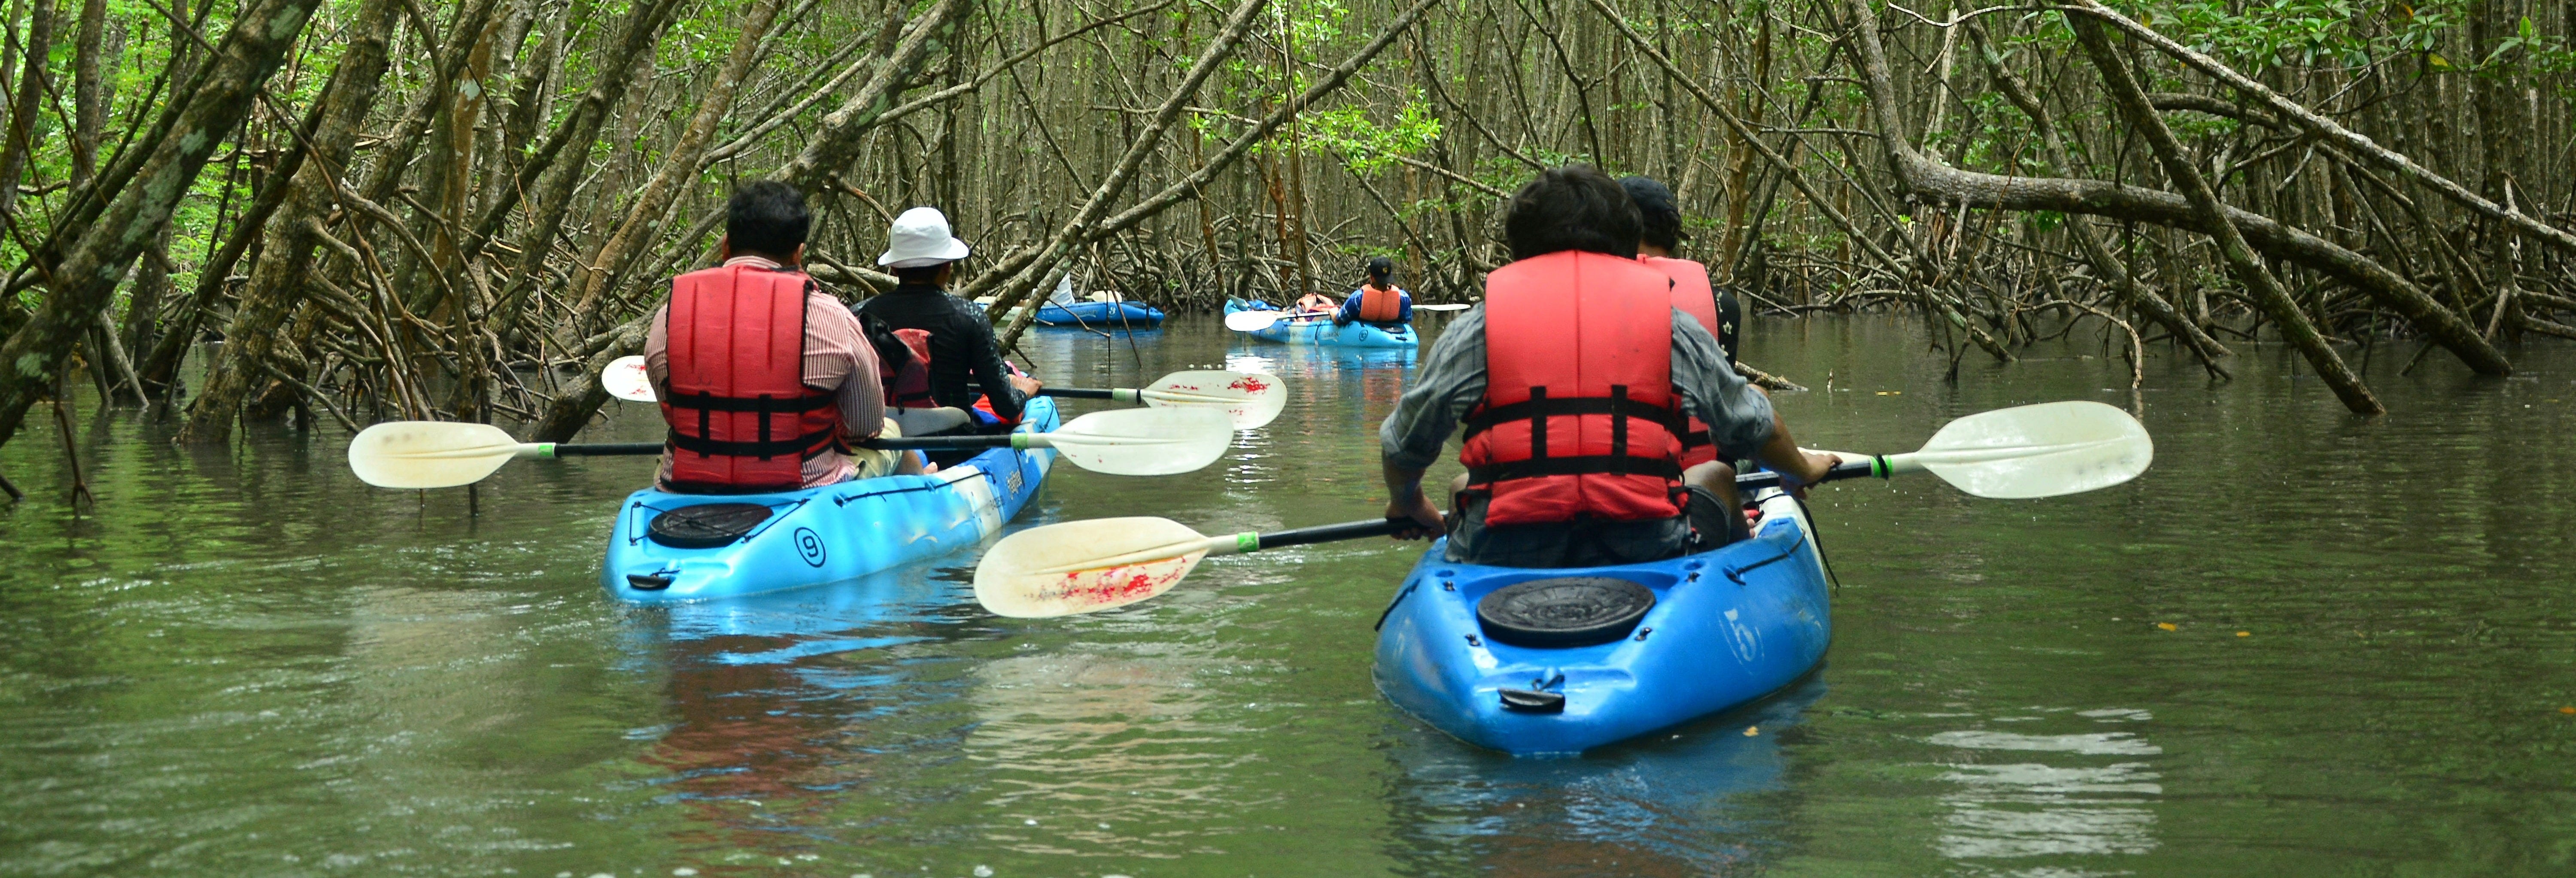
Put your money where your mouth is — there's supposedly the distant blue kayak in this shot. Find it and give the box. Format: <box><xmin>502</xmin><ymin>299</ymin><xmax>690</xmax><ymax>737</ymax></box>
<box><xmin>1035</xmin><ymin>300</ymin><xmax>1164</xmax><ymax>327</ymax></box>
<box><xmin>1373</xmin><ymin>489</ymin><xmax>1829</xmax><ymax>754</ymax></box>
<box><xmin>1226</xmin><ymin>298</ymin><xmax>1417</xmax><ymax>348</ymax></box>
<box><xmin>600</xmin><ymin>397</ymin><xmax>1060</xmax><ymax>603</ymax></box>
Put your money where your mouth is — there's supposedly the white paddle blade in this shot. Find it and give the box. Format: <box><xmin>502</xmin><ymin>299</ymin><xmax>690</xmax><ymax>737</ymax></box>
<box><xmin>1044</xmin><ymin>407</ymin><xmax>1233</xmax><ymax>476</ymax></box>
<box><xmin>1224</xmin><ymin>309</ymin><xmax>1285</xmax><ymax>331</ymax></box>
<box><xmin>1414</xmin><ymin>303</ymin><xmax>1471</xmax><ymax>311</ymax></box>
<box><xmin>975</xmin><ymin>517</ymin><xmax>1216</xmax><ymax>617</ymax></box>
<box><xmin>1913</xmin><ymin>401</ymin><xmax>2153</xmax><ymax>498</ymax></box>
<box><xmin>347</xmin><ymin>421</ymin><xmax>529</xmax><ymax>489</ymax></box>
<box><xmin>1141</xmin><ymin>371</ymin><xmax>1287</xmax><ymax>430</ymax></box>
<box><xmin>602</xmin><ymin>355</ymin><xmax>655</xmax><ymax>402</ymax></box>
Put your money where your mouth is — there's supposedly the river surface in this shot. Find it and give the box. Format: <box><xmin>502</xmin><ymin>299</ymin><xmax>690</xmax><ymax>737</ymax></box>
<box><xmin>5</xmin><ymin>314</ymin><xmax>2575</xmax><ymax>877</ymax></box>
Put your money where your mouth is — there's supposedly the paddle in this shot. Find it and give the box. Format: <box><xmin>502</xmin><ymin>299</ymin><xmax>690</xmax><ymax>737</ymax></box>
<box><xmin>600</xmin><ymin>357</ymin><xmax>1284</xmax><ymax>430</ymax></box>
<box><xmin>346</xmin><ymin>407</ymin><xmax>1236</xmax><ymax>489</ymax></box>
<box><xmin>1036</xmin><ymin>370</ymin><xmax>1284</xmax><ymax>430</ymax></box>
<box><xmin>972</xmin><ymin>400</ymin><xmax>2153</xmax><ymax>617</ymax></box>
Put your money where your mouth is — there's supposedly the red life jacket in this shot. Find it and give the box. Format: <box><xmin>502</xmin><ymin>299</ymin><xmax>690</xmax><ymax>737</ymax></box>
<box><xmin>1354</xmin><ymin>284</ymin><xmax>1404</xmax><ymax>322</ymax></box>
<box><xmin>1460</xmin><ymin>250</ymin><xmax>1689</xmax><ymax>526</ymax></box>
<box><xmin>881</xmin><ymin>328</ymin><xmax>934</xmax><ymax>408</ymax></box>
<box><xmin>1641</xmin><ymin>255</ymin><xmax>1725</xmax><ymax>467</ymax></box>
<box><xmin>659</xmin><ymin>264</ymin><xmax>840</xmax><ymax>493</ymax></box>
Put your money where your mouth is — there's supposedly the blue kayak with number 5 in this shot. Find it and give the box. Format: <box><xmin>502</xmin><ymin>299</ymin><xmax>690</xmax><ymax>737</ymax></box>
<box><xmin>1372</xmin><ymin>489</ymin><xmax>1830</xmax><ymax>755</ymax></box>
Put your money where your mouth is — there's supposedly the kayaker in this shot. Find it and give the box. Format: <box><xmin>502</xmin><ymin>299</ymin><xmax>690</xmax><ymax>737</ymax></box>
<box><xmin>1292</xmin><ymin>290</ymin><xmax>1339</xmax><ymax>316</ymax></box>
<box><xmin>1621</xmin><ymin>176</ymin><xmax>1739</xmax><ymax>368</ymax></box>
<box><xmin>1334</xmin><ymin>256</ymin><xmax>1411</xmax><ymax>326</ymax></box>
<box><xmin>1378</xmin><ymin>165</ymin><xmax>1837</xmax><ymax>568</ymax></box>
<box><xmin>1622</xmin><ymin>174</ymin><xmax>1742</xmax><ymax>471</ymax></box>
<box><xmin>644</xmin><ymin>181</ymin><xmax>922</xmax><ymax>493</ymax></box>
<box><xmin>854</xmin><ymin>207</ymin><xmax>1043</xmax><ymax>431</ymax></box>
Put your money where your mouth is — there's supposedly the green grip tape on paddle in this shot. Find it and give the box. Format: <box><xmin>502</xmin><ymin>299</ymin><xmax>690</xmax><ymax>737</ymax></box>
<box><xmin>1236</xmin><ymin>532</ymin><xmax>1260</xmax><ymax>553</ymax></box>
<box><xmin>1010</xmin><ymin>433</ymin><xmax>1033</xmax><ymax>451</ymax></box>
<box><xmin>534</xmin><ymin>443</ymin><xmax>557</xmax><ymax>459</ymax></box>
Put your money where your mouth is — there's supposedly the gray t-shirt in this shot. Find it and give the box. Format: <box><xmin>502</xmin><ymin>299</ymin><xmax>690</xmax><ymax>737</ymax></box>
<box><xmin>1378</xmin><ymin>304</ymin><xmax>1774</xmax><ymax>567</ymax></box>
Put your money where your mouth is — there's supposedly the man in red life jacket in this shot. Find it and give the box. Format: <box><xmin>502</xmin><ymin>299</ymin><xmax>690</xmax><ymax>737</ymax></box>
<box><xmin>1622</xmin><ymin>174</ymin><xmax>1744</xmax><ymax>471</ymax></box>
<box><xmin>1335</xmin><ymin>255</ymin><xmax>1412</xmax><ymax>326</ymax></box>
<box><xmin>1377</xmin><ymin>166</ymin><xmax>1836</xmax><ymax>568</ymax></box>
<box><xmin>644</xmin><ymin>182</ymin><xmax>921</xmax><ymax>493</ymax></box>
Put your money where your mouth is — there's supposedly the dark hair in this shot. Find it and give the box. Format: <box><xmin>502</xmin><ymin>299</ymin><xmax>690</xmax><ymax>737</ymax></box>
<box><xmin>726</xmin><ymin>180</ymin><xmax>811</xmax><ymax>257</ymax></box>
<box><xmin>1619</xmin><ymin>175</ymin><xmax>1684</xmax><ymax>252</ymax></box>
<box><xmin>894</xmin><ymin>264</ymin><xmax>948</xmax><ymax>285</ymax></box>
<box><xmin>1364</xmin><ymin>256</ymin><xmax>1394</xmax><ymax>283</ymax></box>
<box><xmin>1503</xmin><ymin>165</ymin><xmax>1640</xmax><ymax>261</ymax></box>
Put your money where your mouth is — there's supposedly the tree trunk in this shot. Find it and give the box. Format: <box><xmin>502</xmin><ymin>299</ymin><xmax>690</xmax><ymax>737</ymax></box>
<box><xmin>69</xmin><ymin>0</ymin><xmax>106</xmax><ymax>189</ymax></box>
<box><xmin>0</xmin><ymin>0</ymin><xmax>325</xmax><ymax>451</ymax></box>
<box><xmin>2064</xmin><ymin>12</ymin><xmax>2382</xmax><ymax>415</ymax></box>
<box><xmin>0</xmin><ymin>0</ymin><xmax>57</xmax><ymax>221</ymax></box>
<box><xmin>176</xmin><ymin>0</ymin><xmax>401</xmax><ymax>444</ymax></box>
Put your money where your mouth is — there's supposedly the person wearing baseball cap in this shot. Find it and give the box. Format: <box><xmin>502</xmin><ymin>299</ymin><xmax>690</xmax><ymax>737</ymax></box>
<box><xmin>854</xmin><ymin>207</ymin><xmax>1041</xmax><ymax>433</ymax></box>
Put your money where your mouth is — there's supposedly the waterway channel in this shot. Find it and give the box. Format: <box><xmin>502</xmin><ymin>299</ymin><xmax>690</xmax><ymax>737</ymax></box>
<box><xmin>4</xmin><ymin>314</ymin><xmax>2573</xmax><ymax>876</ymax></box>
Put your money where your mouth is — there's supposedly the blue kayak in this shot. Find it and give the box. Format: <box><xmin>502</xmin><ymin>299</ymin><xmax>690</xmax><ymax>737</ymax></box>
<box><xmin>600</xmin><ymin>397</ymin><xmax>1061</xmax><ymax>603</ymax></box>
<box><xmin>1036</xmin><ymin>300</ymin><xmax>1164</xmax><ymax>327</ymax></box>
<box><xmin>1226</xmin><ymin>298</ymin><xmax>1417</xmax><ymax>348</ymax></box>
<box><xmin>1372</xmin><ymin>489</ymin><xmax>1829</xmax><ymax>754</ymax></box>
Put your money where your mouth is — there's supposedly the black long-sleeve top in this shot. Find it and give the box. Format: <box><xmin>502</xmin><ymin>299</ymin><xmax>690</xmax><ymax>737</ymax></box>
<box><xmin>852</xmin><ymin>283</ymin><xmax>1027</xmax><ymax>420</ymax></box>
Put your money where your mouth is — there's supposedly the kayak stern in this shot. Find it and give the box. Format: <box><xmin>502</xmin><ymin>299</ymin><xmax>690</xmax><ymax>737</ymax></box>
<box><xmin>1372</xmin><ymin>492</ymin><xmax>1831</xmax><ymax>754</ymax></box>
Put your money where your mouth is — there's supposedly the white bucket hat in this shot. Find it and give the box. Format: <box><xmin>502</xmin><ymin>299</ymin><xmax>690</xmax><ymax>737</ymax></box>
<box><xmin>877</xmin><ymin>207</ymin><xmax>972</xmax><ymax>268</ymax></box>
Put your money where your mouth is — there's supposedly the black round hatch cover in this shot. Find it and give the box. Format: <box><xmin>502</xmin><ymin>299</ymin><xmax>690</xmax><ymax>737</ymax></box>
<box><xmin>648</xmin><ymin>503</ymin><xmax>772</xmax><ymax>548</ymax></box>
<box><xmin>1476</xmin><ymin>577</ymin><xmax>1656</xmax><ymax>648</ymax></box>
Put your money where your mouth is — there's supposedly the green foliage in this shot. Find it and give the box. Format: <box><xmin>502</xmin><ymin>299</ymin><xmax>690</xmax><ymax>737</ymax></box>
<box><xmin>1308</xmin><ymin>96</ymin><xmax>1443</xmax><ymax>171</ymax></box>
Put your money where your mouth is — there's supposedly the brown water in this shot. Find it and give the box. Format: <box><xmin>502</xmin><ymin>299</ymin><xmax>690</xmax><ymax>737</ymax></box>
<box><xmin>5</xmin><ymin>316</ymin><xmax>2575</xmax><ymax>876</ymax></box>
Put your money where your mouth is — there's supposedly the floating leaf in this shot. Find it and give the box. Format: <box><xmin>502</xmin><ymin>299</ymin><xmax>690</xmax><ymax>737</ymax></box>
<box><xmin>2156</xmin><ymin>622</ymin><xmax>2178</xmax><ymax>632</ymax></box>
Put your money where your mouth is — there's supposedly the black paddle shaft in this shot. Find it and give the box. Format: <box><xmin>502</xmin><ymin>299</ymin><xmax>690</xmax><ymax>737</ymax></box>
<box><xmin>1255</xmin><ymin>518</ymin><xmax>1410</xmax><ymax>550</ymax></box>
<box><xmin>1732</xmin><ymin>457</ymin><xmax>1886</xmax><ymax>492</ymax></box>
<box><xmin>551</xmin><ymin>442</ymin><xmax>662</xmax><ymax>456</ymax></box>
<box><xmin>1037</xmin><ymin>387</ymin><xmax>1116</xmax><ymax>400</ymax></box>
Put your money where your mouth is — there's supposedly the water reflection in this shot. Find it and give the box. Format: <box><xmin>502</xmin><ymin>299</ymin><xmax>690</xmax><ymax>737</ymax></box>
<box><xmin>1381</xmin><ymin>677</ymin><xmax>1826</xmax><ymax>875</ymax></box>
<box><xmin>1926</xmin><ymin>708</ymin><xmax>2162</xmax><ymax>869</ymax></box>
<box><xmin>624</xmin><ymin>565</ymin><xmax>989</xmax><ymax>862</ymax></box>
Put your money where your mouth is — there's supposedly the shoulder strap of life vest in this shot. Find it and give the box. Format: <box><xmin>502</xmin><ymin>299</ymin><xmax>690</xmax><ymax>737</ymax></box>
<box><xmin>1355</xmin><ymin>283</ymin><xmax>1404</xmax><ymax>322</ymax></box>
<box><xmin>1641</xmin><ymin>255</ymin><xmax>1719</xmax><ymax>338</ymax></box>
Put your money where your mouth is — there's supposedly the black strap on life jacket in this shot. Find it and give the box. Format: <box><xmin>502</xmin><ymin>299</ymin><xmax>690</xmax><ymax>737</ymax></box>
<box><xmin>666</xmin><ymin>427</ymin><xmax>840</xmax><ymax>461</ymax></box>
<box><xmin>1461</xmin><ymin>385</ymin><xmax>1689</xmax><ymax>441</ymax></box>
<box><xmin>1464</xmin><ymin>384</ymin><xmax>1686</xmax><ymax>486</ymax></box>
<box><xmin>1465</xmin><ymin>456</ymin><xmax>1686</xmax><ymax>484</ymax></box>
<box><xmin>666</xmin><ymin>390</ymin><xmax>838</xmax><ymax>460</ymax></box>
